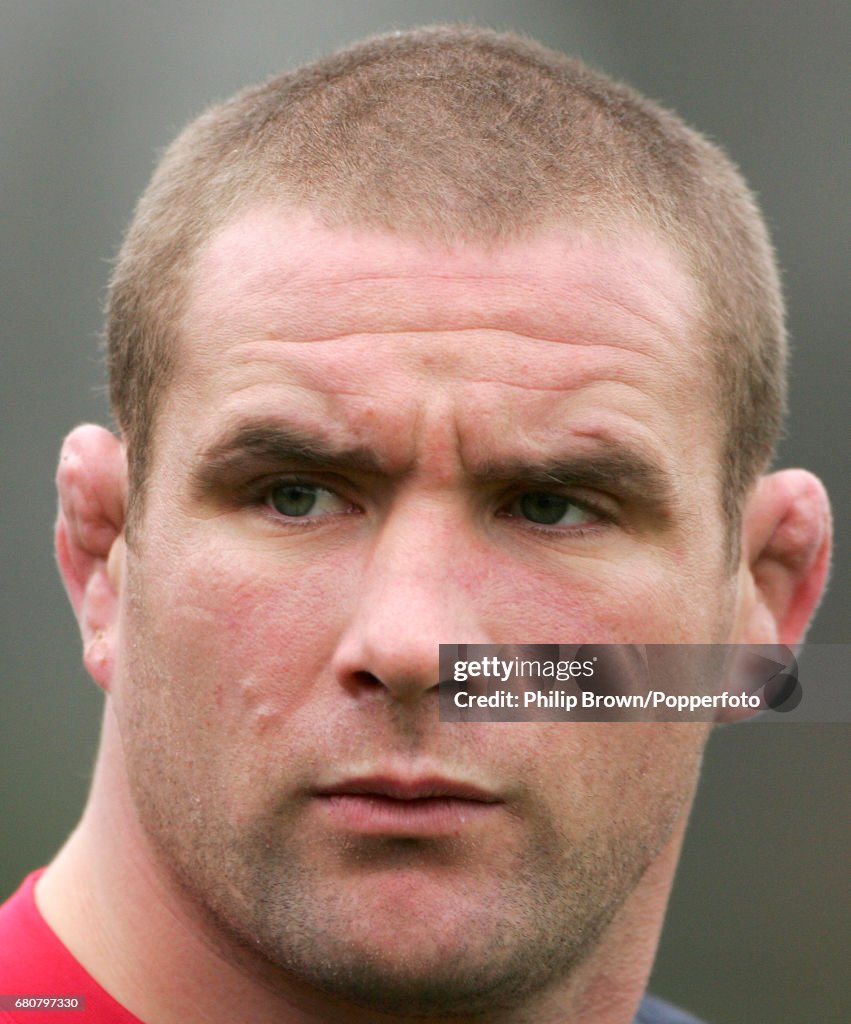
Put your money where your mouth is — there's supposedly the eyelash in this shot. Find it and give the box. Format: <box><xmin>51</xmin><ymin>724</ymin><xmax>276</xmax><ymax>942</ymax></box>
<box><xmin>497</xmin><ymin>491</ymin><xmax>615</xmax><ymax>538</ymax></box>
<box><xmin>248</xmin><ymin>476</ymin><xmax>616</xmax><ymax>536</ymax></box>
<box><xmin>252</xmin><ymin>476</ymin><xmax>357</xmax><ymax>526</ymax></box>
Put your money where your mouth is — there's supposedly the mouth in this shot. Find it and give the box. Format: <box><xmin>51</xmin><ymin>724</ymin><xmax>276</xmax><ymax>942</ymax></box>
<box><xmin>314</xmin><ymin>775</ymin><xmax>503</xmax><ymax>836</ymax></box>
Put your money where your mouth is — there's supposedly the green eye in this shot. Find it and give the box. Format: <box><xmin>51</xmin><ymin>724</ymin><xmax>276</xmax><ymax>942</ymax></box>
<box><xmin>511</xmin><ymin>492</ymin><xmax>596</xmax><ymax>527</ymax></box>
<box><xmin>267</xmin><ymin>483</ymin><xmax>345</xmax><ymax>518</ymax></box>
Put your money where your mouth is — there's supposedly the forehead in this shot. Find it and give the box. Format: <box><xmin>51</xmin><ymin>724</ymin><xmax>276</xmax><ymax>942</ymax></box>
<box><xmin>181</xmin><ymin>207</ymin><xmax>704</xmax><ymax>357</ymax></box>
<box><xmin>165</xmin><ymin>206</ymin><xmax>713</xmax><ymax>482</ymax></box>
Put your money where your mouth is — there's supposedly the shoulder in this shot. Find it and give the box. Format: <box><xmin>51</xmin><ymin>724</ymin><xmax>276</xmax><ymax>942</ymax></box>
<box><xmin>635</xmin><ymin>994</ymin><xmax>708</xmax><ymax>1024</ymax></box>
<box><xmin>0</xmin><ymin>869</ymin><xmax>87</xmax><ymax>996</ymax></box>
<box><xmin>0</xmin><ymin>871</ymin><xmax>55</xmax><ymax>981</ymax></box>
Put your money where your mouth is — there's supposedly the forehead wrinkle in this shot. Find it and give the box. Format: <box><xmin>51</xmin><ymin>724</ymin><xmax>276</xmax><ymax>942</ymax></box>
<box><xmin>214</xmin><ymin>366</ymin><xmax>371</xmax><ymax>404</ymax></box>
<box><xmin>209</xmin><ymin>286</ymin><xmax>687</xmax><ymax>358</ymax></box>
<box><xmin>572</xmin><ymin>281</ymin><xmax>694</xmax><ymax>351</ymax></box>
<box><xmin>187</xmin><ymin>337</ymin><xmax>682</xmax><ymax>486</ymax></box>
<box><xmin>208</xmin><ymin>327</ymin><xmax>669</xmax><ymax>401</ymax></box>
<box><xmin>200</xmin><ymin>323</ymin><xmax>661</xmax><ymax>391</ymax></box>
<box><xmin>188</xmin><ymin>248</ymin><xmax>565</xmax><ymax>344</ymax></box>
<box><xmin>249</xmin><ymin>332</ymin><xmax>671</xmax><ymax>368</ymax></box>
<box><xmin>186</xmin><ymin>209</ymin><xmax>702</xmax><ymax>360</ymax></box>
<box><xmin>457</xmin><ymin>369</ymin><xmax>657</xmax><ymax>396</ymax></box>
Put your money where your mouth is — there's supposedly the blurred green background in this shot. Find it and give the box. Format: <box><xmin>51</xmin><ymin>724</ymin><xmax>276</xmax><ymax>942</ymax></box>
<box><xmin>1</xmin><ymin>4</ymin><xmax>848</xmax><ymax>1022</ymax></box>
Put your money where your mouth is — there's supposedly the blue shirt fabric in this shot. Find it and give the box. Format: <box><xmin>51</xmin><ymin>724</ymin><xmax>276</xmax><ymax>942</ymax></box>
<box><xmin>635</xmin><ymin>994</ymin><xmax>707</xmax><ymax>1023</ymax></box>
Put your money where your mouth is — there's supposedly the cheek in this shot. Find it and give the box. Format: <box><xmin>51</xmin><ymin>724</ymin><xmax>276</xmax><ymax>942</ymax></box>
<box><xmin>174</xmin><ymin>550</ymin><xmax>346</xmax><ymax>676</ymax></box>
<box><xmin>118</xmin><ymin>537</ymin><xmax>363</xmax><ymax>830</ymax></box>
<box><xmin>527</xmin><ymin>721</ymin><xmax>709</xmax><ymax>854</ymax></box>
<box><xmin>121</xmin><ymin>535</ymin><xmax>359</xmax><ymax>760</ymax></box>
<box><xmin>480</xmin><ymin>546</ymin><xmax>721</xmax><ymax>644</ymax></box>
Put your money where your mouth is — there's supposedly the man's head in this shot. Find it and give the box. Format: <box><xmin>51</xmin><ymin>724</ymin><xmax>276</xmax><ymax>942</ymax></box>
<box><xmin>53</xmin><ymin>26</ymin><xmax>831</xmax><ymax>1022</ymax></box>
<box><xmin>107</xmin><ymin>26</ymin><xmax>784</xmax><ymax>537</ymax></box>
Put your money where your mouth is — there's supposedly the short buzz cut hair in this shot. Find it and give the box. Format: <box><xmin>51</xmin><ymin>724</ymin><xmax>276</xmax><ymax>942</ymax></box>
<box><xmin>107</xmin><ymin>25</ymin><xmax>786</xmax><ymax>545</ymax></box>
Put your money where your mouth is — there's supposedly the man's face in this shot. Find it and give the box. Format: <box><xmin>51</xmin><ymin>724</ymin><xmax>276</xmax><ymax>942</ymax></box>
<box><xmin>113</xmin><ymin>209</ymin><xmax>735</xmax><ymax>1013</ymax></box>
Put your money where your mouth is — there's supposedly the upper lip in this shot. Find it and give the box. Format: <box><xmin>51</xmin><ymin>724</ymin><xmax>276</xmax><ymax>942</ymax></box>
<box><xmin>316</xmin><ymin>775</ymin><xmax>501</xmax><ymax>803</ymax></box>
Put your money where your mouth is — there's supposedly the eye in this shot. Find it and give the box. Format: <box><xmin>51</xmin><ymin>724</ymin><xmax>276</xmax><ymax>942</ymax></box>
<box><xmin>504</xmin><ymin>492</ymin><xmax>600</xmax><ymax>528</ymax></box>
<box><xmin>266</xmin><ymin>482</ymin><xmax>350</xmax><ymax>519</ymax></box>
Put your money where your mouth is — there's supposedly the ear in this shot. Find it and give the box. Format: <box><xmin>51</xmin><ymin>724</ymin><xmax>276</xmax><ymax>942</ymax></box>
<box><xmin>735</xmin><ymin>469</ymin><xmax>832</xmax><ymax>647</ymax></box>
<box><xmin>55</xmin><ymin>425</ymin><xmax>128</xmax><ymax>691</ymax></box>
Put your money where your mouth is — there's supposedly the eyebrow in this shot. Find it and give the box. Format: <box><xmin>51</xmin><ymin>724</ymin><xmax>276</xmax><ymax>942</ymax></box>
<box><xmin>472</xmin><ymin>446</ymin><xmax>677</xmax><ymax>514</ymax></box>
<box><xmin>191</xmin><ymin>421</ymin><xmax>389</xmax><ymax>498</ymax></box>
<box><xmin>191</xmin><ymin>420</ymin><xmax>677</xmax><ymax>514</ymax></box>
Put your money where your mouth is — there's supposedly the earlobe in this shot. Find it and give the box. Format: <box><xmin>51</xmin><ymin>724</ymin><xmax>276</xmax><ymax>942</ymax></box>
<box><xmin>55</xmin><ymin>425</ymin><xmax>128</xmax><ymax>691</ymax></box>
<box><xmin>737</xmin><ymin>469</ymin><xmax>832</xmax><ymax>647</ymax></box>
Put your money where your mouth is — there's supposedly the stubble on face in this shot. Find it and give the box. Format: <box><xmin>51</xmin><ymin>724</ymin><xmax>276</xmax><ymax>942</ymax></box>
<box><xmin>118</xmin><ymin>582</ymin><xmax>705</xmax><ymax>1018</ymax></box>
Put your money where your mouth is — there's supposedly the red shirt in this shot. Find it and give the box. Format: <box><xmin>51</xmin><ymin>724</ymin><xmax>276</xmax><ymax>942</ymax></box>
<box><xmin>0</xmin><ymin>872</ymin><xmax>141</xmax><ymax>1024</ymax></box>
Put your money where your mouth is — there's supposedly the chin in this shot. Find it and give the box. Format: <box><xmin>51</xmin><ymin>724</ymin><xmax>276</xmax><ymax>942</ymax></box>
<box><xmin>267</xmin><ymin>933</ymin><xmax>567</xmax><ymax>1018</ymax></box>
<box><xmin>230</xmin><ymin>868</ymin><xmax>610</xmax><ymax>1019</ymax></box>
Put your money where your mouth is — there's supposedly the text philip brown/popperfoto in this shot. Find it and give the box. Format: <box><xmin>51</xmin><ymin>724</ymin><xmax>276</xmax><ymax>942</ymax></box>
<box><xmin>450</xmin><ymin>655</ymin><xmax>761</xmax><ymax>713</ymax></box>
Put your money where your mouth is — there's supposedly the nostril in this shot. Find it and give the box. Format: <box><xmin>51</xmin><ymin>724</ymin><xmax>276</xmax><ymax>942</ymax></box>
<box><xmin>338</xmin><ymin>661</ymin><xmax>443</xmax><ymax>702</ymax></box>
<box><xmin>344</xmin><ymin>669</ymin><xmax>384</xmax><ymax>693</ymax></box>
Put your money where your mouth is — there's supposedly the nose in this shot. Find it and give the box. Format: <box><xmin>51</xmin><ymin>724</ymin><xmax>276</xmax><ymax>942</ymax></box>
<box><xmin>331</xmin><ymin>500</ymin><xmax>491</xmax><ymax>703</ymax></box>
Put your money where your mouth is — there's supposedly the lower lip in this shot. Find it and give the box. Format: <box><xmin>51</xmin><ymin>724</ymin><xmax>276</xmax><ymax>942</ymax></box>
<box><xmin>316</xmin><ymin>794</ymin><xmax>500</xmax><ymax>835</ymax></box>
